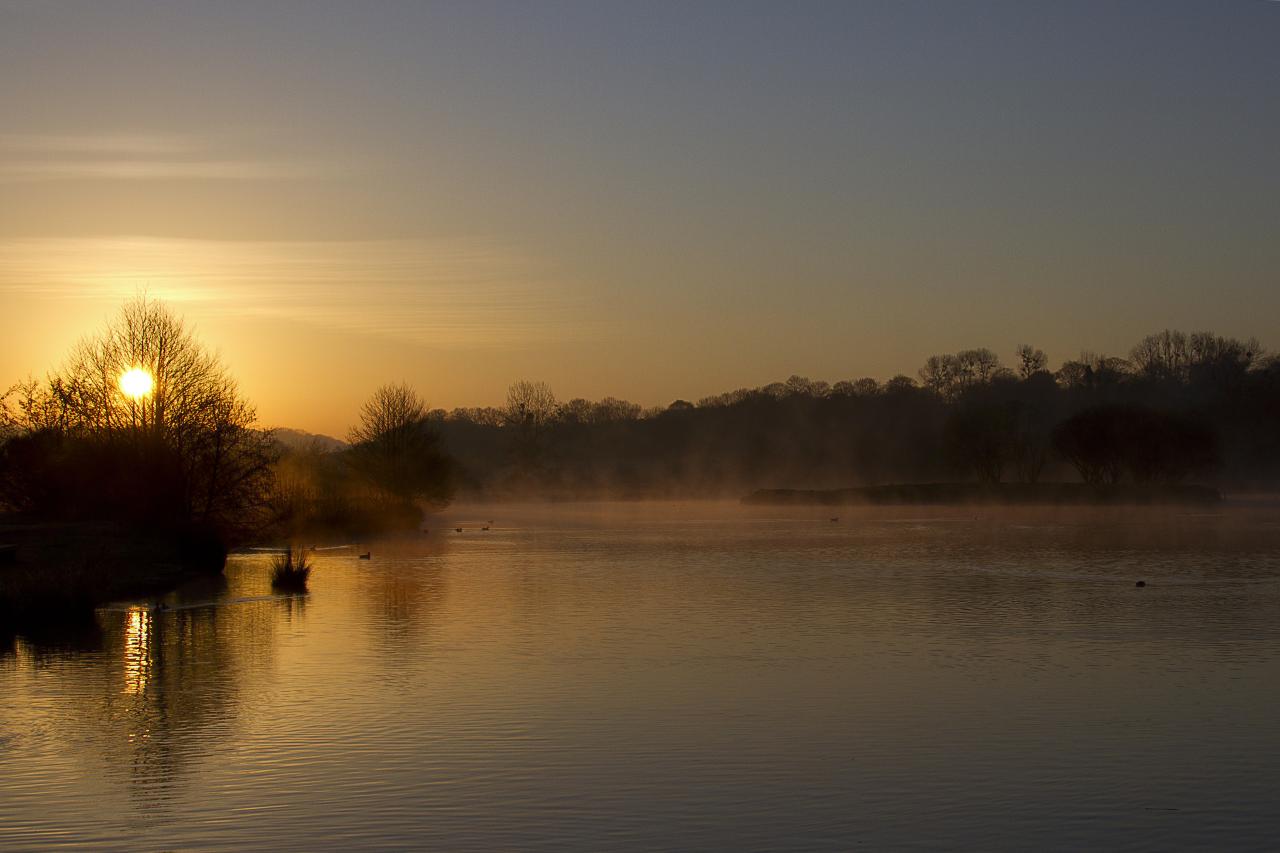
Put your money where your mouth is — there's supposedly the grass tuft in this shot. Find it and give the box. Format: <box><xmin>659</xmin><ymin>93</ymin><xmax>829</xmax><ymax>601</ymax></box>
<box><xmin>270</xmin><ymin>546</ymin><xmax>312</xmax><ymax>592</ymax></box>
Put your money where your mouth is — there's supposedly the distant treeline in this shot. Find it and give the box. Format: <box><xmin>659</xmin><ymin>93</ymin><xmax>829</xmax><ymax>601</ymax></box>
<box><xmin>418</xmin><ymin>333</ymin><xmax>1279</xmax><ymax>497</ymax></box>
<box><xmin>5</xmin><ymin>306</ymin><xmax>1279</xmax><ymax>552</ymax></box>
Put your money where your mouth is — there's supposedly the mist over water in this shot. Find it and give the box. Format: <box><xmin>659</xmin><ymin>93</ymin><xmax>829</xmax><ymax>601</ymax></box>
<box><xmin>3</xmin><ymin>502</ymin><xmax>1280</xmax><ymax>851</ymax></box>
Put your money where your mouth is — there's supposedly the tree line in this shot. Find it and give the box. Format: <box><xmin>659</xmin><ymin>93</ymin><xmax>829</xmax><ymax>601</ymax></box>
<box><xmin>4</xmin><ymin>298</ymin><xmax>1278</xmax><ymax>553</ymax></box>
<box><xmin>427</xmin><ymin>332</ymin><xmax>1278</xmax><ymax>497</ymax></box>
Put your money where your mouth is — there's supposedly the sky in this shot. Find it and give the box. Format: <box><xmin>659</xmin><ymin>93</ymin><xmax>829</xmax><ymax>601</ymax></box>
<box><xmin>1</xmin><ymin>0</ymin><xmax>1277</xmax><ymax>436</ymax></box>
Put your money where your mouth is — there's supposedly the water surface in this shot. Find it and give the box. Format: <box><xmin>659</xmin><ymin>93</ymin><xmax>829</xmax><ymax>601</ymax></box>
<box><xmin>3</xmin><ymin>502</ymin><xmax>1280</xmax><ymax>851</ymax></box>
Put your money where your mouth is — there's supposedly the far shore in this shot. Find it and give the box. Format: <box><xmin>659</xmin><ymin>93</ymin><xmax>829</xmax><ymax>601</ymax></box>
<box><xmin>742</xmin><ymin>482</ymin><xmax>1225</xmax><ymax>506</ymax></box>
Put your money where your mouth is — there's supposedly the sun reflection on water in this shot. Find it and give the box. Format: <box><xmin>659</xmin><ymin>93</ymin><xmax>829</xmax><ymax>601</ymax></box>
<box><xmin>123</xmin><ymin>607</ymin><xmax>153</xmax><ymax>695</ymax></box>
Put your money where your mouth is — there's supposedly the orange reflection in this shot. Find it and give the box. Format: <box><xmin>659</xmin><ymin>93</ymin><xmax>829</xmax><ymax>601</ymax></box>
<box><xmin>123</xmin><ymin>607</ymin><xmax>153</xmax><ymax>695</ymax></box>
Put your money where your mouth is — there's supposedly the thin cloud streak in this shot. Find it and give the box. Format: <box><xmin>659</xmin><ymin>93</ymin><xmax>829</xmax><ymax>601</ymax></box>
<box><xmin>0</xmin><ymin>133</ymin><xmax>193</xmax><ymax>155</ymax></box>
<box><xmin>0</xmin><ymin>237</ymin><xmax>596</xmax><ymax>348</ymax></box>
<box><xmin>0</xmin><ymin>160</ymin><xmax>323</xmax><ymax>182</ymax></box>
<box><xmin>0</xmin><ymin>132</ymin><xmax>331</xmax><ymax>182</ymax></box>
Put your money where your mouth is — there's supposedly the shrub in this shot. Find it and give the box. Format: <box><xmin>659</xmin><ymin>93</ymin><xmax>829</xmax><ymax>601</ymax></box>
<box><xmin>270</xmin><ymin>547</ymin><xmax>312</xmax><ymax>592</ymax></box>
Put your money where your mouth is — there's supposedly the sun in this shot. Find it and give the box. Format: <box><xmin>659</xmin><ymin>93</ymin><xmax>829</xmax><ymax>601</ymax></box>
<box><xmin>119</xmin><ymin>367</ymin><xmax>155</xmax><ymax>400</ymax></box>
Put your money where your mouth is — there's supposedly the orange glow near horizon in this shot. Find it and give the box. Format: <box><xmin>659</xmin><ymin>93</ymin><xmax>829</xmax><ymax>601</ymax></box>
<box><xmin>2</xmin><ymin>4</ymin><xmax>1278</xmax><ymax>439</ymax></box>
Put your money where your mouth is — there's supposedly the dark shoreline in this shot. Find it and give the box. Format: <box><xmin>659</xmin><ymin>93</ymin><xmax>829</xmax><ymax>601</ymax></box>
<box><xmin>0</xmin><ymin>517</ymin><xmax>225</xmax><ymax>644</ymax></box>
<box><xmin>742</xmin><ymin>482</ymin><xmax>1224</xmax><ymax>506</ymax></box>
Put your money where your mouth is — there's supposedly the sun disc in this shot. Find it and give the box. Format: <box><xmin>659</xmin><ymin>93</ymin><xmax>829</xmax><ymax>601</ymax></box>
<box><xmin>119</xmin><ymin>367</ymin><xmax>155</xmax><ymax>399</ymax></box>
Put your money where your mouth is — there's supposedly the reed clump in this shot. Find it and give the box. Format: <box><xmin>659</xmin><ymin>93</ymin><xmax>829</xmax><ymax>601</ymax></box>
<box><xmin>270</xmin><ymin>546</ymin><xmax>312</xmax><ymax>592</ymax></box>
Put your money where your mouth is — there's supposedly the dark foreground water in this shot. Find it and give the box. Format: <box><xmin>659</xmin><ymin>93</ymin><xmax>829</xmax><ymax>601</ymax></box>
<box><xmin>3</xmin><ymin>502</ymin><xmax>1280</xmax><ymax>851</ymax></box>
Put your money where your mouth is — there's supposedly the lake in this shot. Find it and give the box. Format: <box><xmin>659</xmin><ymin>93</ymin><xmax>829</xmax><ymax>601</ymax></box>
<box><xmin>3</xmin><ymin>502</ymin><xmax>1280</xmax><ymax>851</ymax></box>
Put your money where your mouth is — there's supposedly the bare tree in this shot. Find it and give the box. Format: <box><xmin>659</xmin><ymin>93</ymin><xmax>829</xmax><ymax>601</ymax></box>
<box><xmin>1187</xmin><ymin>332</ymin><xmax>1262</xmax><ymax>370</ymax></box>
<box><xmin>348</xmin><ymin>383</ymin><xmax>452</xmax><ymax>506</ymax></box>
<box><xmin>1056</xmin><ymin>352</ymin><xmax>1130</xmax><ymax>392</ymax></box>
<box><xmin>919</xmin><ymin>355</ymin><xmax>955</xmax><ymax>397</ymax></box>
<box><xmin>784</xmin><ymin>375</ymin><xmax>830</xmax><ymax>397</ymax></box>
<box><xmin>502</xmin><ymin>380</ymin><xmax>558</xmax><ymax>478</ymax></box>
<box><xmin>1</xmin><ymin>377</ymin><xmax>68</xmax><ymax>435</ymax></box>
<box><xmin>558</xmin><ymin>398</ymin><xmax>595</xmax><ymax>425</ymax></box>
<box><xmin>883</xmin><ymin>375</ymin><xmax>917</xmax><ymax>393</ymax></box>
<box><xmin>956</xmin><ymin>348</ymin><xmax>1004</xmax><ymax>383</ymax></box>
<box><xmin>851</xmin><ymin>377</ymin><xmax>881</xmax><ymax>396</ymax></box>
<box><xmin>1015</xmin><ymin>345</ymin><xmax>1048</xmax><ymax>379</ymax></box>
<box><xmin>1</xmin><ymin>297</ymin><xmax>274</xmax><ymax>537</ymax></box>
<box><xmin>760</xmin><ymin>382</ymin><xmax>789</xmax><ymax>399</ymax></box>
<box><xmin>42</xmin><ymin>296</ymin><xmax>236</xmax><ymax>441</ymax></box>
<box><xmin>592</xmin><ymin>397</ymin><xmax>642</xmax><ymax>423</ymax></box>
<box><xmin>921</xmin><ymin>349</ymin><xmax>1006</xmax><ymax>399</ymax></box>
<box><xmin>1130</xmin><ymin>330</ymin><xmax>1189</xmax><ymax>381</ymax></box>
<box><xmin>1186</xmin><ymin>332</ymin><xmax>1264</xmax><ymax>389</ymax></box>
<box><xmin>349</xmin><ymin>383</ymin><xmax>426</xmax><ymax>445</ymax></box>
<box><xmin>503</xmin><ymin>380</ymin><xmax>558</xmax><ymax>429</ymax></box>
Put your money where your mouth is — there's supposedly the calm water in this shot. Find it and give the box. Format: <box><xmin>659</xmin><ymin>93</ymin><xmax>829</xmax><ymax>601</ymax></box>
<box><xmin>4</xmin><ymin>502</ymin><xmax>1280</xmax><ymax>851</ymax></box>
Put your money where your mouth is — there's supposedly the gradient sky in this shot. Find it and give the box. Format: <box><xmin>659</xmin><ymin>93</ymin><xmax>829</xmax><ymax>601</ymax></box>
<box><xmin>2</xmin><ymin>1</ymin><xmax>1278</xmax><ymax>436</ymax></box>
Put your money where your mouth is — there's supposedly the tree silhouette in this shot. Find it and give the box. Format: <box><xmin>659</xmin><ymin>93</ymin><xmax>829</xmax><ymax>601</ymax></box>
<box><xmin>1052</xmin><ymin>404</ymin><xmax>1216</xmax><ymax>486</ymax></box>
<box><xmin>1015</xmin><ymin>344</ymin><xmax>1048</xmax><ymax>379</ymax></box>
<box><xmin>347</xmin><ymin>383</ymin><xmax>452</xmax><ymax>506</ymax></box>
<box><xmin>0</xmin><ymin>297</ymin><xmax>273</xmax><ymax>539</ymax></box>
<box><xmin>502</xmin><ymin>380</ymin><xmax>558</xmax><ymax>478</ymax></box>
